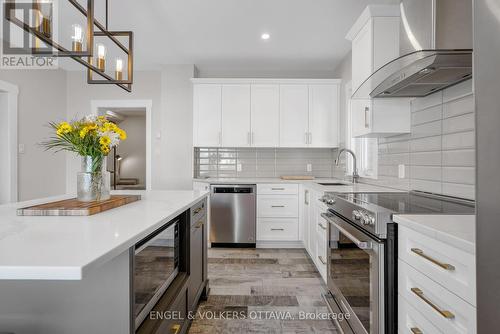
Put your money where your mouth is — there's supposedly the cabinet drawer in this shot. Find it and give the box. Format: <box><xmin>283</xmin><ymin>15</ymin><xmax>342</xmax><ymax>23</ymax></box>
<box><xmin>398</xmin><ymin>294</ymin><xmax>443</xmax><ymax>334</ymax></box>
<box><xmin>257</xmin><ymin>218</ymin><xmax>299</xmax><ymax>241</ymax></box>
<box><xmin>399</xmin><ymin>226</ymin><xmax>476</xmax><ymax>305</ymax></box>
<box><xmin>257</xmin><ymin>183</ymin><xmax>299</xmax><ymax>195</ymax></box>
<box><xmin>398</xmin><ymin>260</ymin><xmax>476</xmax><ymax>334</ymax></box>
<box><xmin>257</xmin><ymin>195</ymin><xmax>298</xmax><ymax>217</ymax></box>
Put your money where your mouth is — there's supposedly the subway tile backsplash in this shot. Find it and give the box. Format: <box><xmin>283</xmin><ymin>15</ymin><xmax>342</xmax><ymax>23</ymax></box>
<box><xmin>361</xmin><ymin>80</ymin><xmax>476</xmax><ymax>200</ymax></box>
<box><xmin>194</xmin><ymin>147</ymin><xmax>338</xmax><ymax>179</ymax></box>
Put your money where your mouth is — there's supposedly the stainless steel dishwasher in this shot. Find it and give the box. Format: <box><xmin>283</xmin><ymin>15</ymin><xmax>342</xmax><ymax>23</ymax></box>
<box><xmin>210</xmin><ymin>184</ymin><xmax>256</xmax><ymax>247</ymax></box>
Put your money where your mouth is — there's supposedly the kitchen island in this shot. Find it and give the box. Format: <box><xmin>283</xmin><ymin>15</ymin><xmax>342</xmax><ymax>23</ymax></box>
<box><xmin>0</xmin><ymin>190</ymin><xmax>209</xmax><ymax>334</ymax></box>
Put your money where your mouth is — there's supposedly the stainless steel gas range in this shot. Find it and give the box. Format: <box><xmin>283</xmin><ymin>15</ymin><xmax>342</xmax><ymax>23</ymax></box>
<box><xmin>320</xmin><ymin>191</ymin><xmax>475</xmax><ymax>334</ymax></box>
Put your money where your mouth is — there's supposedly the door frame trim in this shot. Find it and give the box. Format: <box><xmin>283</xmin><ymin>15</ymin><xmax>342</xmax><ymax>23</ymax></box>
<box><xmin>0</xmin><ymin>80</ymin><xmax>19</xmax><ymax>203</ymax></box>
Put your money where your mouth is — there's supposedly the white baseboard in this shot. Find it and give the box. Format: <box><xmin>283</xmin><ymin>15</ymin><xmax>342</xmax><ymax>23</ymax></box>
<box><xmin>256</xmin><ymin>240</ymin><xmax>305</xmax><ymax>249</ymax></box>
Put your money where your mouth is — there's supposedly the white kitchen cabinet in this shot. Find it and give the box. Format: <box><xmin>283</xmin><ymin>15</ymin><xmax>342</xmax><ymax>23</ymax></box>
<box><xmin>308</xmin><ymin>85</ymin><xmax>340</xmax><ymax>147</ymax></box>
<box><xmin>221</xmin><ymin>85</ymin><xmax>251</xmax><ymax>147</ymax></box>
<box><xmin>251</xmin><ymin>84</ymin><xmax>280</xmax><ymax>147</ymax></box>
<box><xmin>351</xmin><ymin>98</ymin><xmax>410</xmax><ymax>137</ymax></box>
<box><xmin>279</xmin><ymin>85</ymin><xmax>309</xmax><ymax>147</ymax></box>
<box><xmin>347</xmin><ymin>6</ymin><xmax>400</xmax><ymax>94</ymax></box>
<box><xmin>347</xmin><ymin>5</ymin><xmax>410</xmax><ymax>138</ymax></box>
<box><xmin>351</xmin><ymin>19</ymin><xmax>373</xmax><ymax>94</ymax></box>
<box><xmin>193</xmin><ymin>84</ymin><xmax>222</xmax><ymax>147</ymax></box>
<box><xmin>192</xmin><ymin>79</ymin><xmax>340</xmax><ymax>148</ymax></box>
<box><xmin>256</xmin><ymin>184</ymin><xmax>299</xmax><ymax>243</ymax></box>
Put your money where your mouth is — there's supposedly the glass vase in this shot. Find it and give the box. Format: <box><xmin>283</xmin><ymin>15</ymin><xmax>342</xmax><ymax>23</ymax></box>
<box><xmin>77</xmin><ymin>156</ymin><xmax>111</xmax><ymax>202</ymax></box>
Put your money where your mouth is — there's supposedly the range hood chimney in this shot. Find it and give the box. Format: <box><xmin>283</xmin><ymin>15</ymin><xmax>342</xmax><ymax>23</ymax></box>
<box><xmin>353</xmin><ymin>0</ymin><xmax>472</xmax><ymax>99</ymax></box>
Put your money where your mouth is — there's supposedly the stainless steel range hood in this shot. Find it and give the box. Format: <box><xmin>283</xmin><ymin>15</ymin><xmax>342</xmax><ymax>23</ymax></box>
<box><xmin>353</xmin><ymin>0</ymin><xmax>472</xmax><ymax>99</ymax></box>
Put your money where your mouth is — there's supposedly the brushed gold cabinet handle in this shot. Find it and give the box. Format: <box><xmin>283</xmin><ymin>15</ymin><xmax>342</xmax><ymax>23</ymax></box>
<box><xmin>171</xmin><ymin>324</ymin><xmax>181</xmax><ymax>334</ymax></box>
<box><xmin>411</xmin><ymin>287</ymin><xmax>455</xmax><ymax>319</ymax></box>
<box><xmin>318</xmin><ymin>255</ymin><xmax>326</xmax><ymax>265</ymax></box>
<box><xmin>411</xmin><ymin>328</ymin><xmax>423</xmax><ymax>334</ymax></box>
<box><xmin>195</xmin><ymin>220</ymin><xmax>204</xmax><ymax>228</ymax></box>
<box><xmin>194</xmin><ymin>207</ymin><xmax>202</xmax><ymax>214</ymax></box>
<box><xmin>411</xmin><ymin>248</ymin><xmax>455</xmax><ymax>271</ymax></box>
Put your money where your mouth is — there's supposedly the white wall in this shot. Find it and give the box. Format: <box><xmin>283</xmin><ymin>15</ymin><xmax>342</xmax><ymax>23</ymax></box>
<box><xmin>66</xmin><ymin>66</ymin><xmax>196</xmax><ymax>193</ymax></box>
<box><xmin>160</xmin><ymin>65</ymin><xmax>196</xmax><ymax>189</ymax></box>
<box><xmin>65</xmin><ymin>70</ymin><xmax>161</xmax><ymax>193</ymax></box>
<box><xmin>0</xmin><ymin>70</ymin><xmax>67</xmax><ymax>201</ymax></box>
<box><xmin>116</xmin><ymin>115</ymin><xmax>146</xmax><ymax>185</ymax></box>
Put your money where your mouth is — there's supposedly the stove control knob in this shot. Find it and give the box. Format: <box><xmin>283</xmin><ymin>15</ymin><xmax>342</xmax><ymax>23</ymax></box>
<box><xmin>326</xmin><ymin>198</ymin><xmax>336</xmax><ymax>205</ymax></box>
<box><xmin>352</xmin><ymin>210</ymin><xmax>361</xmax><ymax>220</ymax></box>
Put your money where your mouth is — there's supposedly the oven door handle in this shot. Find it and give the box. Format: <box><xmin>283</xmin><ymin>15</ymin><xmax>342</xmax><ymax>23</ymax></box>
<box><xmin>321</xmin><ymin>213</ymin><xmax>372</xmax><ymax>250</ymax></box>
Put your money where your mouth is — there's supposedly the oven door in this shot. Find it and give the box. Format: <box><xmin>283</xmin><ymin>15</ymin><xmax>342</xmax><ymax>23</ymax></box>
<box><xmin>134</xmin><ymin>220</ymin><xmax>179</xmax><ymax>329</ymax></box>
<box><xmin>322</xmin><ymin>212</ymin><xmax>384</xmax><ymax>334</ymax></box>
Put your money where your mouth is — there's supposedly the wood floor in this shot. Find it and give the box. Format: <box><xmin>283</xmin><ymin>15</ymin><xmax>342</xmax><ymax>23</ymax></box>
<box><xmin>189</xmin><ymin>248</ymin><xmax>338</xmax><ymax>333</ymax></box>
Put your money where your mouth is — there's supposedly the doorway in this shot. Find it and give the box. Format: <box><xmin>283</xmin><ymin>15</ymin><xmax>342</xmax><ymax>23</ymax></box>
<box><xmin>0</xmin><ymin>80</ymin><xmax>18</xmax><ymax>204</ymax></box>
<box><xmin>91</xmin><ymin>100</ymin><xmax>152</xmax><ymax>191</ymax></box>
<box><xmin>99</xmin><ymin>108</ymin><xmax>147</xmax><ymax>190</ymax></box>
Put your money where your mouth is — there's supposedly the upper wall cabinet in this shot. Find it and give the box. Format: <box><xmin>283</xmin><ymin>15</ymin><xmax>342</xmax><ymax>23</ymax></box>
<box><xmin>222</xmin><ymin>85</ymin><xmax>251</xmax><ymax>147</ymax></box>
<box><xmin>309</xmin><ymin>85</ymin><xmax>340</xmax><ymax>147</ymax></box>
<box><xmin>346</xmin><ymin>5</ymin><xmax>411</xmax><ymax>137</ymax></box>
<box><xmin>251</xmin><ymin>84</ymin><xmax>280</xmax><ymax>147</ymax></box>
<box><xmin>279</xmin><ymin>85</ymin><xmax>309</xmax><ymax>148</ymax></box>
<box><xmin>347</xmin><ymin>5</ymin><xmax>401</xmax><ymax>94</ymax></box>
<box><xmin>193</xmin><ymin>84</ymin><xmax>222</xmax><ymax>147</ymax></box>
<box><xmin>192</xmin><ymin>79</ymin><xmax>340</xmax><ymax>148</ymax></box>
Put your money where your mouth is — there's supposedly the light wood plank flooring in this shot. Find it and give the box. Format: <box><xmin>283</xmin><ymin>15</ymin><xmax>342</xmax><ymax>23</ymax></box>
<box><xmin>189</xmin><ymin>248</ymin><xmax>337</xmax><ymax>333</ymax></box>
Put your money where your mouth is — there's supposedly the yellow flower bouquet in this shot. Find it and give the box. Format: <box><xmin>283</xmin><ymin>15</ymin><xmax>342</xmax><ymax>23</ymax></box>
<box><xmin>41</xmin><ymin>115</ymin><xmax>127</xmax><ymax>201</ymax></box>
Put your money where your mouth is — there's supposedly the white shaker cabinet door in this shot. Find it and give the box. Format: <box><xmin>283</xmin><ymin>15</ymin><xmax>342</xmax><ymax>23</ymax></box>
<box><xmin>251</xmin><ymin>84</ymin><xmax>280</xmax><ymax>147</ymax></box>
<box><xmin>351</xmin><ymin>20</ymin><xmax>373</xmax><ymax>93</ymax></box>
<box><xmin>279</xmin><ymin>85</ymin><xmax>309</xmax><ymax>147</ymax></box>
<box><xmin>193</xmin><ymin>84</ymin><xmax>222</xmax><ymax>147</ymax></box>
<box><xmin>221</xmin><ymin>84</ymin><xmax>251</xmax><ymax>147</ymax></box>
<box><xmin>308</xmin><ymin>84</ymin><xmax>340</xmax><ymax>147</ymax></box>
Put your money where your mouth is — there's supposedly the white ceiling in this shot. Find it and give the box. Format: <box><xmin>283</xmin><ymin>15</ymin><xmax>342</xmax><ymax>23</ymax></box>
<box><xmin>61</xmin><ymin>0</ymin><xmax>398</xmax><ymax>75</ymax></box>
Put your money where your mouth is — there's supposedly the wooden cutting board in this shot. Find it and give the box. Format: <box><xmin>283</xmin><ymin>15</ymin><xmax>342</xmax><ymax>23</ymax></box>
<box><xmin>17</xmin><ymin>195</ymin><xmax>141</xmax><ymax>216</ymax></box>
<box><xmin>280</xmin><ymin>175</ymin><xmax>315</xmax><ymax>180</ymax></box>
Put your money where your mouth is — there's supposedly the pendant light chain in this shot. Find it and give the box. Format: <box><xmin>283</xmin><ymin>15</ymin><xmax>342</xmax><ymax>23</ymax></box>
<box><xmin>105</xmin><ymin>0</ymin><xmax>109</xmax><ymax>30</ymax></box>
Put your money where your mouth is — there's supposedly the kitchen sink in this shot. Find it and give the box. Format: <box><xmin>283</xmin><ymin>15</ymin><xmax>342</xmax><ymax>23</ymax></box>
<box><xmin>317</xmin><ymin>182</ymin><xmax>349</xmax><ymax>186</ymax></box>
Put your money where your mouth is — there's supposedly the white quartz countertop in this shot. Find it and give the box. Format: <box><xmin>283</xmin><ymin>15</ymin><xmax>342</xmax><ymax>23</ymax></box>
<box><xmin>0</xmin><ymin>190</ymin><xmax>208</xmax><ymax>280</ymax></box>
<box><xmin>194</xmin><ymin>177</ymin><xmax>404</xmax><ymax>193</ymax></box>
<box><xmin>393</xmin><ymin>214</ymin><xmax>476</xmax><ymax>254</ymax></box>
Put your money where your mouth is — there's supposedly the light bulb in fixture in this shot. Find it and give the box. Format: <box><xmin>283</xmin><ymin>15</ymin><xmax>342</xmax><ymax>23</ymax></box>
<box><xmin>96</xmin><ymin>43</ymin><xmax>106</xmax><ymax>72</ymax></box>
<box><xmin>71</xmin><ymin>24</ymin><xmax>84</xmax><ymax>52</ymax></box>
<box><xmin>115</xmin><ymin>58</ymin><xmax>123</xmax><ymax>80</ymax></box>
<box><xmin>261</xmin><ymin>33</ymin><xmax>270</xmax><ymax>40</ymax></box>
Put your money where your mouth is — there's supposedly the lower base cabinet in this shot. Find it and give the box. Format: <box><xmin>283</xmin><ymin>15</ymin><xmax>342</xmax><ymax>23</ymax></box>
<box><xmin>188</xmin><ymin>211</ymin><xmax>207</xmax><ymax>311</ymax></box>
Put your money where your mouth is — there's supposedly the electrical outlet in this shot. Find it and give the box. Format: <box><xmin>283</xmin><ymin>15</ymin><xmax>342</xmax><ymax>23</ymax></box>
<box><xmin>306</xmin><ymin>164</ymin><xmax>312</xmax><ymax>172</ymax></box>
<box><xmin>237</xmin><ymin>163</ymin><xmax>242</xmax><ymax>172</ymax></box>
<box><xmin>398</xmin><ymin>164</ymin><xmax>405</xmax><ymax>179</ymax></box>
<box><xmin>18</xmin><ymin>144</ymin><xmax>25</xmax><ymax>154</ymax></box>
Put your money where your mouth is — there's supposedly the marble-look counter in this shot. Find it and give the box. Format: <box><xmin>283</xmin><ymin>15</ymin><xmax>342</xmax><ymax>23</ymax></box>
<box><xmin>393</xmin><ymin>214</ymin><xmax>475</xmax><ymax>254</ymax></box>
<box><xmin>0</xmin><ymin>190</ymin><xmax>208</xmax><ymax>280</ymax></box>
<box><xmin>193</xmin><ymin>177</ymin><xmax>404</xmax><ymax>193</ymax></box>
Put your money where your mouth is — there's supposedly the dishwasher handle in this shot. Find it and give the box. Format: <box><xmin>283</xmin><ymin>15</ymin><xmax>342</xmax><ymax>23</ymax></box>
<box><xmin>212</xmin><ymin>185</ymin><xmax>255</xmax><ymax>194</ymax></box>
